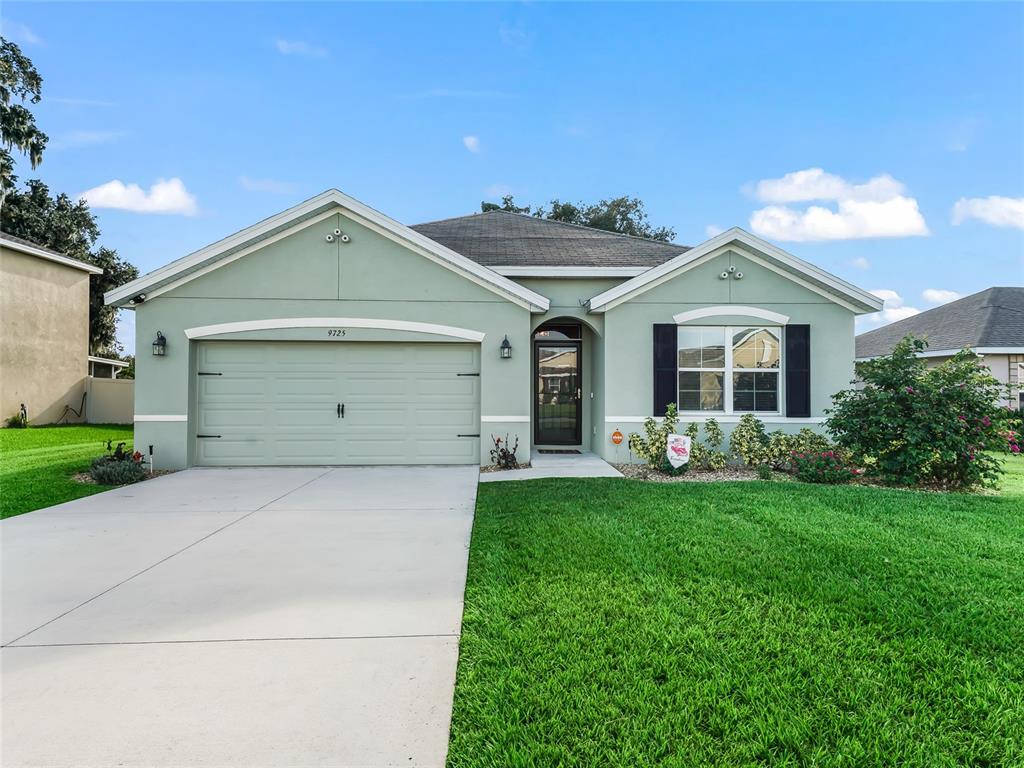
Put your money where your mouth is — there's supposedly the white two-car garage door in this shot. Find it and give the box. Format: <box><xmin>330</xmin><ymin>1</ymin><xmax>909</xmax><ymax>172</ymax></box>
<box><xmin>195</xmin><ymin>341</ymin><xmax>480</xmax><ymax>466</ymax></box>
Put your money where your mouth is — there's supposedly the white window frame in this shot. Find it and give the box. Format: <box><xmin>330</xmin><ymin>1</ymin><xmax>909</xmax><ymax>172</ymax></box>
<box><xmin>677</xmin><ymin>325</ymin><xmax>783</xmax><ymax>416</ymax></box>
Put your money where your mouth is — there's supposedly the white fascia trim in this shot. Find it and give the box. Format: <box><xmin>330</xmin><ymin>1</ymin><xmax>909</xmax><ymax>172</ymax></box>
<box><xmin>87</xmin><ymin>355</ymin><xmax>129</xmax><ymax>367</ymax></box>
<box><xmin>606</xmin><ymin>415</ymin><xmax>826</xmax><ymax>424</ymax></box>
<box><xmin>106</xmin><ymin>189</ymin><xmax>550</xmax><ymax>313</ymax></box>
<box><xmin>481</xmin><ymin>415</ymin><xmax>530</xmax><ymax>423</ymax></box>
<box><xmin>1</xmin><ymin>236</ymin><xmax>104</xmax><ymax>274</ymax></box>
<box><xmin>587</xmin><ymin>227</ymin><xmax>882</xmax><ymax>314</ymax></box>
<box><xmin>135</xmin><ymin>414</ymin><xmax>187</xmax><ymax>422</ymax></box>
<box><xmin>492</xmin><ymin>266</ymin><xmax>648</xmax><ymax>277</ymax></box>
<box><xmin>184</xmin><ymin>317</ymin><xmax>486</xmax><ymax>343</ymax></box>
<box><xmin>673</xmin><ymin>305</ymin><xmax>790</xmax><ymax>325</ymax></box>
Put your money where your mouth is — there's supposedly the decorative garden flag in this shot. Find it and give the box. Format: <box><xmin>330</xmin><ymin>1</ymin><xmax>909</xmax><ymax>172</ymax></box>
<box><xmin>666</xmin><ymin>434</ymin><xmax>691</xmax><ymax>468</ymax></box>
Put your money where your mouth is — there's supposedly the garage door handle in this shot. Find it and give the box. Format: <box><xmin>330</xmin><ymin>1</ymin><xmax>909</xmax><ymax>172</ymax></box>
<box><xmin>337</xmin><ymin>403</ymin><xmax>344</xmax><ymax>418</ymax></box>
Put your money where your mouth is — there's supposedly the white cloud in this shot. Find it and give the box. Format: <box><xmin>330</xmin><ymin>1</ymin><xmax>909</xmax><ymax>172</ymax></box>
<box><xmin>1</xmin><ymin>20</ymin><xmax>42</xmax><ymax>46</ymax></box>
<box><xmin>851</xmin><ymin>257</ymin><xmax>871</xmax><ymax>269</ymax></box>
<box><xmin>922</xmin><ymin>288</ymin><xmax>961</xmax><ymax>305</ymax></box>
<box><xmin>462</xmin><ymin>135</ymin><xmax>481</xmax><ymax>153</ymax></box>
<box><xmin>498</xmin><ymin>22</ymin><xmax>532</xmax><ymax>51</ymax></box>
<box><xmin>857</xmin><ymin>289</ymin><xmax>921</xmax><ymax>330</ymax></box>
<box><xmin>748</xmin><ymin>168</ymin><xmax>929</xmax><ymax>242</ymax></box>
<box><xmin>952</xmin><ymin>196</ymin><xmax>1024</xmax><ymax>230</ymax></box>
<box><xmin>50</xmin><ymin>130</ymin><xmax>124</xmax><ymax>150</ymax></box>
<box><xmin>116</xmin><ymin>309</ymin><xmax>136</xmax><ymax>356</ymax></box>
<box><xmin>484</xmin><ymin>183</ymin><xmax>512</xmax><ymax>198</ymax></box>
<box><xmin>79</xmin><ymin>178</ymin><xmax>198</xmax><ymax>216</ymax></box>
<box><xmin>239</xmin><ymin>176</ymin><xmax>298</xmax><ymax>194</ymax></box>
<box><xmin>705</xmin><ymin>224</ymin><xmax>724</xmax><ymax>238</ymax></box>
<box><xmin>751</xmin><ymin>168</ymin><xmax>905</xmax><ymax>204</ymax></box>
<box><xmin>275</xmin><ymin>39</ymin><xmax>329</xmax><ymax>59</ymax></box>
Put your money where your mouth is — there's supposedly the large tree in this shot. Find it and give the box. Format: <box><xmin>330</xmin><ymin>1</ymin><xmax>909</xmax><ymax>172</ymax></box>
<box><xmin>2</xmin><ymin>180</ymin><xmax>139</xmax><ymax>355</ymax></box>
<box><xmin>481</xmin><ymin>195</ymin><xmax>676</xmax><ymax>242</ymax></box>
<box><xmin>0</xmin><ymin>37</ymin><xmax>48</xmax><ymax>198</ymax></box>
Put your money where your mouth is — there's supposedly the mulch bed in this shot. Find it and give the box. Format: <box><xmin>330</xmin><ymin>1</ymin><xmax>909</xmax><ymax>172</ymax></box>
<box><xmin>72</xmin><ymin>470</ymin><xmax>176</xmax><ymax>485</ymax></box>
<box><xmin>615</xmin><ymin>464</ymin><xmax>785</xmax><ymax>483</ymax></box>
<box><xmin>480</xmin><ymin>462</ymin><xmax>532</xmax><ymax>474</ymax></box>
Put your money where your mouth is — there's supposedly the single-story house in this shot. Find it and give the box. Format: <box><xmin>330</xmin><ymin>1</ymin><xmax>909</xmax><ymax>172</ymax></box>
<box><xmin>106</xmin><ymin>189</ymin><xmax>883</xmax><ymax>468</ymax></box>
<box><xmin>856</xmin><ymin>286</ymin><xmax>1024</xmax><ymax>410</ymax></box>
<box><xmin>88</xmin><ymin>355</ymin><xmax>130</xmax><ymax>379</ymax></box>
<box><xmin>0</xmin><ymin>232</ymin><xmax>103</xmax><ymax>424</ymax></box>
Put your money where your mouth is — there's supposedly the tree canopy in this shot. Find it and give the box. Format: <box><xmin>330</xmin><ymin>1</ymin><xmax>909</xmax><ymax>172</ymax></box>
<box><xmin>2</xmin><ymin>180</ymin><xmax>139</xmax><ymax>355</ymax></box>
<box><xmin>0</xmin><ymin>37</ymin><xmax>48</xmax><ymax>197</ymax></box>
<box><xmin>481</xmin><ymin>195</ymin><xmax>676</xmax><ymax>242</ymax></box>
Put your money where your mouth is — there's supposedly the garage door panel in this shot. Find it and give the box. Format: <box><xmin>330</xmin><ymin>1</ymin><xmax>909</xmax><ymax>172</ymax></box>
<box><xmin>195</xmin><ymin>341</ymin><xmax>479</xmax><ymax>466</ymax></box>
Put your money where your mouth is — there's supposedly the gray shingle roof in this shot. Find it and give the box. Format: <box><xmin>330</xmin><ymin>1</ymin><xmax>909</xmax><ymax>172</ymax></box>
<box><xmin>855</xmin><ymin>287</ymin><xmax>1024</xmax><ymax>358</ymax></box>
<box><xmin>409</xmin><ymin>210</ymin><xmax>689</xmax><ymax>267</ymax></box>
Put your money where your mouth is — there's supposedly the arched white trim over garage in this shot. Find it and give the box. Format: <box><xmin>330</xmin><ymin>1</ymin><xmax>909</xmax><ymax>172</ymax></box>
<box><xmin>184</xmin><ymin>317</ymin><xmax>486</xmax><ymax>342</ymax></box>
<box><xmin>672</xmin><ymin>305</ymin><xmax>790</xmax><ymax>325</ymax></box>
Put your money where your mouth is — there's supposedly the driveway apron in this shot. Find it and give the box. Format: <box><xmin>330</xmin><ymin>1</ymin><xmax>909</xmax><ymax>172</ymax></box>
<box><xmin>1</xmin><ymin>466</ymin><xmax>478</xmax><ymax>767</ymax></box>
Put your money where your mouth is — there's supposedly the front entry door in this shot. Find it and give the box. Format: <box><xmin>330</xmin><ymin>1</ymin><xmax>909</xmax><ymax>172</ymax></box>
<box><xmin>534</xmin><ymin>341</ymin><xmax>581</xmax><ymax>445</ymax></box>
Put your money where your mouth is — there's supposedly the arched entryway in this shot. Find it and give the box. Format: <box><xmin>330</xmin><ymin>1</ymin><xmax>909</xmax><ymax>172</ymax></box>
<box><xmin>533</xmin><ymin>320</ymin><xmax>583</xmax><ymax>445</ymax></box>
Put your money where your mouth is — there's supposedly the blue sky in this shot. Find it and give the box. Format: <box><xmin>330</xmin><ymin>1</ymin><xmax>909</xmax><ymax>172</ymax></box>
<box><xmin>4</xmin><ymin>2</ymin><xmax>1023</xmax><ymax>354</ymax></box>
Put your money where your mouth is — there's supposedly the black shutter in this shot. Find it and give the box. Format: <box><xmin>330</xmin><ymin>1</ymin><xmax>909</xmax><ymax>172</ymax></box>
<box><xmin>653</xmin><ymin>324</ymin><xmax>677</xmax><ymax>417</ymax></box>
<box><xmin>785</xmin><ymin>325</ymin><xmax>811</xmax><ymax>417</ymax></box>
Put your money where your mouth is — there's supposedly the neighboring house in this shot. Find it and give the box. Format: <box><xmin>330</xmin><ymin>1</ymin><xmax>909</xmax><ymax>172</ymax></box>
<box><xmin>88</xmin><ymin>355</ymin><xmax>130</xmax><ymax>379</ymax></box>
<box><xmin>0</xmin><ymin>232</ymin><xmax>102</xmax><ymax>424</ymax></box>
<box><xmin>856</xmin><ymin>287</ymin><xmax>1024</xmax><ymax>410</ymax></box>
<box><xmin>106</xmin><ymin>189</ymin><xmax>883</xmax><ymax>469</ymax></box>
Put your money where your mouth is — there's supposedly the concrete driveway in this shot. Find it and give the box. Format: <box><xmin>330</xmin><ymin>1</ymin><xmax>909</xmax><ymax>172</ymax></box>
<box><xmin>1</xmin><ymin>466</ymin><xmax>479</xmax><ymax>767</ymax></box>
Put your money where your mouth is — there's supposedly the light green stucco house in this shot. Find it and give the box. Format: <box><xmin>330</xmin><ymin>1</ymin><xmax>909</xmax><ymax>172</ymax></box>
<box><xmin>106</xmin><ymin>189</ymin><xmax>883</xmax><ymax>469</ymax></box>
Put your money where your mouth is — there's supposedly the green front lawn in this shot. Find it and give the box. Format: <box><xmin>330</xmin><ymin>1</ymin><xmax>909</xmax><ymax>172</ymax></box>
<box><xmin>449</xmin><ymin>458</ymin><xmax>1024</xmax><ymax>766</ymax></box>
<box><xmin>0</xmin><ymin>424</ymin><xmax>134</xmax><ymax>519</ymax></box>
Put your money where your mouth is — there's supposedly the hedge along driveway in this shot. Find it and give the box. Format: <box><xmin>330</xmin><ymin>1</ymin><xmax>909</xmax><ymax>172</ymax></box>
<box><xmin>0</xmin><ymin>425</ymin><xmax>134</xmax><ymax>519</ymax></box>
<box><xmin>447</xmin><ymin>458</ymin><xmax>1024</xmax><ymax>767</ymax></box>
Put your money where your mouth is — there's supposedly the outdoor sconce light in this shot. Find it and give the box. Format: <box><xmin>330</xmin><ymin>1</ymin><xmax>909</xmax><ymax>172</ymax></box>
<box><xmin>500</xmin><ymin>335</ymin><xmax>512</xmax><ymax>359</ymax></box>
<box><xmin>152</xmin><ymin>331</ymin><xmax>167</xmax><ymax>357</ymax></box>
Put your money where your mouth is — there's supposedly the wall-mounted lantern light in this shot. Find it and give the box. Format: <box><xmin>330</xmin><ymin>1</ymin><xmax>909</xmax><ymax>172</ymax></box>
<box><xmin>500</xmin><ymin>335</ymin><xmax>512</xmax><ymax>359</ymax></box>
<box><xmin>152</xmin><ymin>331</ymin><xmax>167</xmax><ymax>357</ymax></box>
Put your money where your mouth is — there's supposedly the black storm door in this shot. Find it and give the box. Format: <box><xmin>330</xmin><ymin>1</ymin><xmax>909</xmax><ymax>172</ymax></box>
<box><xmin>534</xmin><ymin>341</ymin><xmax>582</xmax><ymax>445</ymax></box>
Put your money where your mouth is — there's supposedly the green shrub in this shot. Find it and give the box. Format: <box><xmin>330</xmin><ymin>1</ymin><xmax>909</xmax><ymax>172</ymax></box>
<box><xmin>756</xmin><ymin>463</ymin><xmax>773</xmax><ymax>481</ymax></box>
<box><xmin>5</xmin><ymin>412</ymin><xmax>28</xmax><ymax>428</ymax></box>
<box><xmin>765</xmin><ymin>428</ymin><xmax>835</xmax><ymax>471</ymax></box>
<box><xmin>791</xmin><ymin>451</ymin><xmax>858</xmax><ymax>484</ymax></box>
<box><xmin>89</xmin><ymin>457</ymin><xmax>147</xmax><ymax>485</ymax></box>
<box><xmin>827</xmin><ymin>336</ymin><xmax>1020</xmax><ymax>489</ymax></box>
<box><xmin>682</xmin><ymin>419</ymin><xmax>727</xmax><ymax>471</ymax></box>
<box><xmin>729</xmin><ymin>414</ymin><xmax>770</xmax><ymax>466</ymax></box>
<box><xmin>628</xmin><ymin>403</ymin><xmax>678</xmax><ymax>470</ymax></box>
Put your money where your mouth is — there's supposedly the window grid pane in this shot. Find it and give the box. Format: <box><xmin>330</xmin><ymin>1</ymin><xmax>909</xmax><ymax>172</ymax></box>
<box><xmin>678</xmin><ymin>325</ymin><xmax>781</xmax><ymax>414</ymax></box>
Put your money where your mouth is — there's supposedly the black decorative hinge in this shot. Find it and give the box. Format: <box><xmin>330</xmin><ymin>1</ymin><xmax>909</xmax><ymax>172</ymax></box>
<box><xmin>456</xmin><ymin>372</ymin><xmax>480</xmax><ymax>377</ymax></box>
<box><xmin>197</xmin><ymin>371</ymin><xmax>222</xmax><ymax>376</ymax></box>
<box><xmin>457</xmin><ymin>433</ymin><xmax>480</xmax><ymax>438</ymax></box>
<box><xmin>196</xmin><ymin>434</ymin><xmax>221</xmax><ymax>439</ymax></box>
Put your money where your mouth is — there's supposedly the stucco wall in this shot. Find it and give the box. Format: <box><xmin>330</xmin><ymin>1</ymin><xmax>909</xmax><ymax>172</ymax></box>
<box><xmin>85</xmin><ymin>377</ymin><xmax>134</xmax><ymax>424</ymax></box>
<box><xmin>594</xmin><ymin>246</ymin><xmax>859</xmax><ymax>462</ymax></box>
<box><xmin>134</xmin><ymin>211</ymin><xmax>533</xmax><ymax>468</ymax></box>
<box><xmin>0</xmin><ymin>247</ymin><xmax>90</xmax><ymax>424</ymax></box>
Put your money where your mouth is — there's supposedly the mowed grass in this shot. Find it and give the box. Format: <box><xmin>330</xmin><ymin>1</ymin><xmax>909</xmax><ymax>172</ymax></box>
<box><xmin>448</xmin><ymin>457</ymin><xmax>1024</xmax><ymax>767</ymax></box>
<box><xmin>0</xmin><ymin>424</ymin><xmax>134</xmax><ymax>519</ymax></box>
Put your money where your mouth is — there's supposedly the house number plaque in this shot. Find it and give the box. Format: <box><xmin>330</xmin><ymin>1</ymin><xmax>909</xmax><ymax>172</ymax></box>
<box><xmin>327</xmin><ymin>329</ymin><xmax>346</xmax><ymax>337</ymax></box>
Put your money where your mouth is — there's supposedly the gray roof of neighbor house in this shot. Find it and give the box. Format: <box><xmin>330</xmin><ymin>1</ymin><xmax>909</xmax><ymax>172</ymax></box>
<box><xmin>856</xmin><ymin>287</ymin><xmax>1024</xmax><ymax>358</ymax></box>
<box><xmin>0</xmin><ymin>231</ymin><xmax>103</xmax><ymax>274</ymax></box>
<box><xmin>410</xmin><ymin>210</ymin><xmax>689</xmax><ymax>267</ymax></box>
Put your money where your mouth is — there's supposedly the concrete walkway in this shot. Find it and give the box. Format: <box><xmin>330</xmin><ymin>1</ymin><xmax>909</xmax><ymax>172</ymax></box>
<box><xmin>1</xmin><ymin>466</ymin><xmax>479</xmax><ymax>767</ymax></box>
<box><xmin>480</xmin><ymin>449</ymin><xmax>623</xmax><ymax>482</ymax></box>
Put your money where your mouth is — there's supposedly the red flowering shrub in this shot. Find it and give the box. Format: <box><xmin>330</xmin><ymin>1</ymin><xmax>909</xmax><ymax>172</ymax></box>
<box><xmin>791</xmin><ymin>451</ymin><xmax>859</xmax><ymax>484</ymax></box>
<box><xmin>827</xmin><ymin>337</ymin><xmax>1020</xmax><ymax>489</ymax></box>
